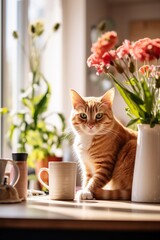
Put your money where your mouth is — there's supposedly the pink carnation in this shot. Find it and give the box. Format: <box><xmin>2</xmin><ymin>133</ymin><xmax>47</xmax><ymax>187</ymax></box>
<box><xmin>102</xmin><ymin>50</ymin><xmax>117</xmax><ymax>66</ymax></box>
<box><xmin>151</xmin><ymin>65</ymin><xmax>160</xmax><ymax>79</ymax></box>
<box><xmin>91</xmin><ymin>31</ymin><xmax>118</xmax><ymax>58</ymax></box>
<box><xmin>132</xmin><ymin>38</ymin><xmax>160</xmax><ymax>61</ymax></box>
<box><xmin>87</xmin><ymin>54</ymin><xmax>106</xmax><ymax>74</ymax></box>
<box><xmin>87</xmin><ymin>32</ymin><xmax>118</xmax><ymax>74</ymax></box>
<box><xmin>138</xmin><ymin>64</ymin><xmax>160</xmax><ymax>79</ymax></box>
<box><xmin>87</xmin><ymin>49</ymin><xmax>116</xmax><ymax>74</ymax></box>
<box><xmin>87</xmin><ymin>31</ymin><xmax>160</xmax><ymax>124</ymax></box>
<box><xmin>151</xmin><ymin>38</ymin><xmax>160</xmax><ymax>59</ymax></box>
<box><xmin>116</xmin><ymin>40</ymin><xmax>132</xmax><ymax>59</ymax></box>
<box><xmin>139</xmin><ymin>65</ymin><xmax>155</xmax><ymax>75</ymax></box>
<box><xmin>87</xmin><ymin>53</ymin><xmax>100</xmax><ymax>67</ymax></box>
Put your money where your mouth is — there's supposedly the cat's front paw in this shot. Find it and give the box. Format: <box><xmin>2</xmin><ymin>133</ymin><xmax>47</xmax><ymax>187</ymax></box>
<box><xmin>76</xmin><ymin>189</ymin><xmax>93</xmax><ymax>200</ymax></box>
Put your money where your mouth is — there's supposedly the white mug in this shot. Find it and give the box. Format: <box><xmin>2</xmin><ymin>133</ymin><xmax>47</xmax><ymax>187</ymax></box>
<box><xmin>38</xmin><ymin>162</ymin><xmax>77</xmax><ymax>200</ymax></box>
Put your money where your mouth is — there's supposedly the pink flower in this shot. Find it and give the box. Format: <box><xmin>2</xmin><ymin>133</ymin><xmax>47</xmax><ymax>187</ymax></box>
<box><xmin>138</xmin><ymin>65</ymin><xmax>160</xmax><ymax>79</ymax></box>
<box><xmin>102</xmin><ymin>52</ymin><xmax>114</xmax><ymax>65</ymax></box>
<box><xmin>87</xmin><ymin>54</ymin><xmax>106</xmax><ymax>74</ymax></box>
<box><xmin>91</xmin><ymin>31</ymin><xmax>118</xmax><ymax>58</ymax></box>
<box><xmin>87</xmin><ymin>31</ymin><xmax>160</xmax><ymax>126</ymax></box>
<box><xmin>116</xmin><ymin>40</ymin><xmax>131</xmax><ymax>59</ymax></box>
<box><xmin>139</xmin><ymin>65</ymin><xmax>154</xmax><ymax>76</ymax></box>
<box><xmin>151</xmin><ymin>65</ymin><xmax>160</xmax><ymax>79</ymax></box>
<box><xmin>87</xmin><ymin>32</ymin><xmax>118</xmax><ymax>74</ymax></box>
<box><xmin>151</xmin><ymin>38</ymin><xmax>160</xmax><ymax>59</ymax></box>
<box><xmin>132</xmin><ymin>38</ymin><xmax>160</xmax><ymax>61</ymax></box>
<box><xmin>87</xmin><ymin>53</ymin><xmax>100</xmax><ymax>67</ymax></box>
<box><xmin>87</xmin><ymin>50</ymin><xmax>116</xmax><ymax>75</ymax></box>
<box><xmin>108</xmin><ymin>50</ymin><xmax>117</xmax><ymax>59</ymax></box>
<box><xmin>87</xmin><ymin>31</ymin><xmax>160</xmax><ymax>77</ymax></box>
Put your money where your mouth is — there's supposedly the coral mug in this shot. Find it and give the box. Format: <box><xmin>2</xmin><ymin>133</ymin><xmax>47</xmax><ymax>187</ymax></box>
<box><xmin>38</xmin><ymin>162</ymin><xmax>77</xmax><ymax>200</ymax></box>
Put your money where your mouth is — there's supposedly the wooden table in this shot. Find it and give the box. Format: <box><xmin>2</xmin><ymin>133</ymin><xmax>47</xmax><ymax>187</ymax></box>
<box><xmin>0</xmin><ymin>195</ymin><xmax>160</xmax><ymax>239</ymax></box>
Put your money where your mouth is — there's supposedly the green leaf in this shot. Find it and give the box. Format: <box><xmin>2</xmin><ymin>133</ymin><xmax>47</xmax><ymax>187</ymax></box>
<box><xmin>115</xmin><ymin>82</ymin><xmax>145</xmax><ymax>119</ymax></box>
<box><xmin>33</xmin><ymin>83</ymin><xmax>51</xmax><ymax>125</ymax></box>
<box><xmin>8</xmin><ymin>124</ymin><xmax>18</xmax><ymax>141</ymax></box>
<box><xmin>141</xmin><ymin>79</ymin><xmax>154</xmax><ymax>114</ymax></box>
<box><xmin>125</xmin><ymin>78</ymin><xmax>136</xmax><ymax>86</ymax></box>
<box><xmin>22</xmin><ymin>97</ymin><xmax>34</xmax><ymax>114</ymax></box>
<box><xmin>126</xmin><ymin>118</ymin><xmax>140</xmax><ymax>127</ymax></box>
<box><xmin>57</xmin><ymin>113</ymin><xmax>66</xmax><ymax>131</ymax></box>
<box><xmin>26</xmin><ymin>130</ymin><xmax>43</xmax><ymax>147</ymax></box>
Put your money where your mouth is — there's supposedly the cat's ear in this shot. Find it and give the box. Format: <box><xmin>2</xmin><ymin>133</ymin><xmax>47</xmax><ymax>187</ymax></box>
<box><xmin>101</xmin><ymin>87</ymin><xmax>115</xmax><ymax>106</ymax></box>
<box><xmin>70</xmin><ymin>89</ymin><xmax>85</xmax><ymax>108</ymax></box>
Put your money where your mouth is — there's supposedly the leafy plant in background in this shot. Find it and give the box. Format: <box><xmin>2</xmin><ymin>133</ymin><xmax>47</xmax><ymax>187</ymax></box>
<box><xmin>87</xmin><ymin>31</ymin><xmax>160</xmax><ymax>127</ymax></box>
<box><xmin>0</xmin><ymin>20</ymin><xmax>67</xmax><ymax>168</ymax></box>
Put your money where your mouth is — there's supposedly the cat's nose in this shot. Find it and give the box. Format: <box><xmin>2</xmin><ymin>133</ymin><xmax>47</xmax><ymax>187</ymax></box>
<box><xmin>88</xmin><ymin>124</ymin><xmax>94</xmax><ymax>129</ymax></box>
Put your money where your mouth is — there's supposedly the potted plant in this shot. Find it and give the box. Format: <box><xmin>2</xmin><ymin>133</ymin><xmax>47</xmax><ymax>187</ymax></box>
<box><xmin>87</xmin><ymin>31</ymin><xmax>160</xmax><ymax>127</ymax></box>
<box><xmin>87</xmin><ymin>30</ymin><xmax>160</xmax><ymax>202</ymax></box>
<box><xmin>0</xmin><ymin>20</ymin><xmax>67</xmax><ymax>185</ymax></box>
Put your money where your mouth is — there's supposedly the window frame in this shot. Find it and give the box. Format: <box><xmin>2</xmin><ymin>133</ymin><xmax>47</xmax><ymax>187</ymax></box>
<box><xmin>1</xmin><ymin>0</ymin><xmax>29</xmax><ymax>157</ymax></box>
<box><xmin>1</xmin><ymin>0</ymin><xmax>87</xmax><ymax>159</ymax></box>
<box><xmin>0</xmin><ymin>0</ymin><xmax>2</xmax><ymax>155</ymax></box>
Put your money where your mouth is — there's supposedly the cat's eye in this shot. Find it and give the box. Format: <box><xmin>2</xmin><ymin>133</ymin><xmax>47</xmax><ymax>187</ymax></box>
<box><xmin>80</xmin><ymin>113</ymin><xmax>87</xmax><ymax>120</ymax></box>
<box><xmin>96</xmin><ymin>113</ymin><xmax>103</xmax><ymax>120</ymax></box>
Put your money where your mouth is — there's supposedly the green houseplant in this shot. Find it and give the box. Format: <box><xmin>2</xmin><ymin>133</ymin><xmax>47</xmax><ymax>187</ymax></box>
<box><xmin>0</xmin><ymin>20</ymin><xmax>67</xmax><ymax>169</ymax></box>
<box><xmin>87</xmin><ymin>31</ymin><xmax>160</xmax><ymax>203</ymax></box>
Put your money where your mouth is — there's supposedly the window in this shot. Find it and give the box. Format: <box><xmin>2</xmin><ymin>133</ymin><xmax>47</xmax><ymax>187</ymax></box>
<box><xmin>0</xmin><ymin>0</ymin><xmax>2</xmax><ymax>154</ymax></box>
<box><xmin>1</xmin><ymin>0</ymin><xmax>63</xmax><ymax>156</ymax></box>
<box><xmin>1</xmin><ymin>0</ymin><xmax>87</xmax><ymax>160</ymax></box>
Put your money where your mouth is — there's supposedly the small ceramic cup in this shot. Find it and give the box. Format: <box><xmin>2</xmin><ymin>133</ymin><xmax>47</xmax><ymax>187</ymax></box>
<box><xmin>38</xmin><ymin>162</ymin><xmax>77</xmax><ymax>200</ymax></box>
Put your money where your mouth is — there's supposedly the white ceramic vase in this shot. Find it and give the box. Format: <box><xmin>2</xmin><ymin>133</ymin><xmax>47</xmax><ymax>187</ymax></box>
<box><xmin>132</xmin><ymin>124</ymin><xmax>160</xmax><ymax>203</ymax></box>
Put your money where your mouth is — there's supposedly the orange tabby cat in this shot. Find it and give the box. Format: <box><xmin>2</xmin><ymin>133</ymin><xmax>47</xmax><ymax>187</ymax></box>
<box><xmin>70</xmin><ymin>88</ymin><xmax>137</xmax><ymax>200</ymax></box>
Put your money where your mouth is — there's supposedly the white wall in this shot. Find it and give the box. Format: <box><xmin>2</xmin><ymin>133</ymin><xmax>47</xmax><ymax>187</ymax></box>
<box><xmin>86</xmin><ymin>0</ymin><xmax>109</xmax><ymax>97</ymax></box>
<box><xmin>109</xmin><ymin>1</ymin><xmax>160</xmax><ymax>42</ymax></box>
<box><xmin>62</xmin><ymin>0</ymin><xmax>86</xmax><ymax>121</ymax></box>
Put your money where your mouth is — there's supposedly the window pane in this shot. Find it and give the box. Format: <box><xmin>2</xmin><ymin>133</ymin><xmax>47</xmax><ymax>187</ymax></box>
<box><xmin>0</xmin><ymin>0</ymin><xmax>2</xmax><ymax>154</ymax></box>
<box><xmin>2</xmin><ymin>0</ymin><xmax>62</xmax><ymax>156</ymax></box>
<box><xmin>28</xmin><ymin>0</ymin><xmax>63</xmax><ymax>113</ymax></box>
<box><xmin>2</xmin><ymin>0</ymin><xmax>20</xmax><ymax>156</ymax></box>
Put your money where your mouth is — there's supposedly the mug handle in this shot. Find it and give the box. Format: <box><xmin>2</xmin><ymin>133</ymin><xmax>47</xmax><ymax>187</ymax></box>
<box><xmin>8</xmin><ymin>159</ymin><xmax>20</xmax><ymax>186</ymax></box>
<box><xmin>38</xmin><ymin>168</ymin><xmax>49</xmax><ymax>190</ymax></box>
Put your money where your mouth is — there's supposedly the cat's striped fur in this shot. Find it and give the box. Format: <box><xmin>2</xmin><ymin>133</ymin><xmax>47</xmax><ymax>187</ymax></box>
<box><xmin>70</xmin><ymin>88</ymin><xmax>137</xmax><ymax>200</ymax></box>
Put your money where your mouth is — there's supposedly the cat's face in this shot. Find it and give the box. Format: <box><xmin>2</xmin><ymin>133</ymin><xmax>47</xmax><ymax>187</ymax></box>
<box><xmin>70</xmin><ymin>88</ymin><xmax>115</xmax><ymax>135</ymax></box>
